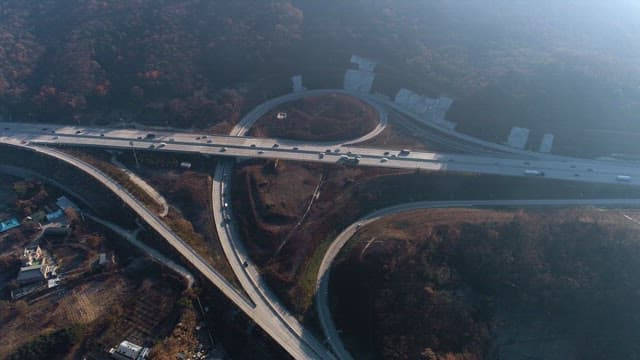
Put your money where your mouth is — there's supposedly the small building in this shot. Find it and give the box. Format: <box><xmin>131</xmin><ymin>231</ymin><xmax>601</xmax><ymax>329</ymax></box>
<box><xmin>109</xmin><ymin>340</ymin><xmax>150</xmax><ymax>360</ymax></box>
<box><xmin>539</xmin><ymin>133</ymin><xmax>554</xmax><ymax>153</ymax></box>
<box><xmin>0</xmin><ymin>218</ymin><xmax>20</xmax><ymax>233</ymax></box>
<box><xmin>16</xmin><ymin>264</ymin><xmax>45</xmax><ymax>285</ymax></box>
<box><xmin>46</xmin><ymin>209</ymin><xmax>64</xmax><ymax>222</ymax></box>
<box><xmin>24</xmin><ymin>245</ymin><xmax>44</xmax><ymax>266</ymax></box>
<box><xmin>507</xmin><ymin>127</ymin><xmax>530</xmax><ymax>149</ymax></box>
<box><xmin>291</xmin><ymin>75</ymin><xmax>305</xmax><ymax>93</ymax></box>
<box><xmin>56</xmin><ymin>196</ymin><xmax>79</xmax><ymax>211</ymax></box>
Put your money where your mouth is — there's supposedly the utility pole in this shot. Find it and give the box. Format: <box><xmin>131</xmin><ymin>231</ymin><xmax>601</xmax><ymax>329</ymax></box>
<box><xmin>132</xmin><ymin>145</ymin><xmax>140</xmax><ymax>168</ymax></box>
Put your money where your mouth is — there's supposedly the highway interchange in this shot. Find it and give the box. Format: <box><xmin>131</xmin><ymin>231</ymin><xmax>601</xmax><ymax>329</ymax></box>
<box><xmin>1</xmin><ymin>88</ymin><xmax>640</xmax><ymax>359</ymax></box>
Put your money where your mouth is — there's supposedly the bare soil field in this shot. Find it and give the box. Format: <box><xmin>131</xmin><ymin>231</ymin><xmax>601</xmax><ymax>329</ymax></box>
<box><xmin>249</xmin><ymin>93</ymin><xmax>379</xmax><ymax>141</ymax></box>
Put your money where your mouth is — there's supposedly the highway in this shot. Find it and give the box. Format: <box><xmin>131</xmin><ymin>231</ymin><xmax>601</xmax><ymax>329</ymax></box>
<box><xmin>212</xmin><ymin>97</ymin><xmax>339</xmax><ymax>358</ymax></box>
<box><xmin>315</xmin><ymin>198</ymin><xmax>640</xmax><ymax>360</ymax></box>
<box><xmin>2</xmin><ymin>122</ymin><xmax>640</xmax><ymax>188</ymax></box>
<box><xmin>3</xmin><ymin>86</ymin><xmax>640</xmax><ymax>359</ymax></box>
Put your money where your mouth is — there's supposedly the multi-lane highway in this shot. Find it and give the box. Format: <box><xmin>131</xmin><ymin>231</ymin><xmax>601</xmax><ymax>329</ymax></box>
<box><xmin>2</xmin><ymin>87</ymin><xmax>640</xmax><ymax>360</ymax></box>
<box><xmin>2</xmin><ymin>122</ymin><xmax>640</xmax><ymax>188</ymax></box>
<box><xmin>315</xmin><ymin>198</ymin><xmax>640</xmax><ymax>359</ymax></box>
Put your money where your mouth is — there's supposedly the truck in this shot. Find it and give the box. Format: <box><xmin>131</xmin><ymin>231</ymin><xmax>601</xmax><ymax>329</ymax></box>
<box><xmin>339</xmin><ymin>155</ymin><xmax>360</xmax><ymax>165</ymax></box>
<box><xmin>523</xmin><ymin>169</ymin><xmax>544</xmax><ymax>176</ymax></box>
<box><xmin>616</xmin><ymin>175</ymin><xmax>632</xmax><ymax>182</ymax></box>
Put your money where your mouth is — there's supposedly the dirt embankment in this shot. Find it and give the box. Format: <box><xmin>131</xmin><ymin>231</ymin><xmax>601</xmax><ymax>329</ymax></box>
<box><xmin>331</xmin><ymin>208</ymin><xmax>640</xmax><ymax>360</ymax></box>
<box><xmin>249</xmin><ymin>93</ymin><xmax>379</xmax><ymax>141</ymax></box>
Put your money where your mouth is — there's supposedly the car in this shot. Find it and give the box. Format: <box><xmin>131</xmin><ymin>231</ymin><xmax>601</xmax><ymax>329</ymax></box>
<box><xmin>242</xmin><ymin>261</ymin><xmax>249</xmax><ymax>268</ymax></box>
<box><xmin>137</xmin><ymin>136</ymin><xmax>142</xmax><ymax>140</ymax></box>
<box><xmin>273</xmin><ymin>143</ymin><xmax>279</xmax><ymax>148</ymax></box>
<box><xmin>158</xmin><ymin>142</ymin><xmax>167</xmax><ymax>147</ymax></box>
<box><xmin>202</xmin><ymin>135</ymin><xmax>208</xmax><ymax>139</ymax></box>
<box><xmin>169</xmin><ymin>138</ymin><xmax>175</xmax><ymax>142</ymax></box>
<box><xmin>325</xmin><ymin>149</ymin><xmax>332</xmax><ymax>154</ymax></box>
<box><xmin>207</xmin><ymin>139</ymin><xmax>212</xmax><ymax>143</ymax></box>
<box><xmin>250</xmin><ymin>144</ymin><xmax>256</xmax><ymax>147</ymax></box>
<box><xmin>145</xmin><ymin>133</ymin><xmax>155</xmax><ymax>139</ymax></box>
<box><xmin>220</xmin><ymin>147</ymin><xmax>227</xmax><ymax>152</ymax></box>
<box><xmin>383</xmin><ymin>151</ymin><xmax>390</xmax><ymax>155</ymax></box>
<box><xmin>100</xmin><ymin>133</ymin><xmax>104</xmax><ymax>137</ymax></box>
<box><xmin>75</xmin><ymin>130</ymin><xmax>82</xmax><ymax>134</ymax></box>
<box><xmin>380</xmin><ymin>157</ymin><xmax>388</xmax><ymax>162</ymax></box>
<box><xmin>318</xmin><ymin>153</ymin><xmax>325</xmax><ymax>159</ymax></box>
<box><xmin>149</xmin><ymin>144</ymin><xmax>155</xmax><ymax>149</ymax></box>
<box><xmin>334</xmin><ymin>148</ymin><xmax>340</xmax><ymax>153</ymax></box>
<box><xmin>258</xmin><ymin>150</ymin><xmax>264</xmax><ymax>154</ymax></box>
<box><xmin>52</xmin><ymin>136</ymin><xmax>58</xmax><ymax>140</ymax></box>
<box><xmin>574</xmin><ymin>173</ymin><xmax>580</xmax><ymax>177</ymax></box>
<box><xmin>292</xmin><ymin>147</ymin><xmax>299</xmax><ymax>150</ymax></box>
<box><xmin>41</xmin><ymin>127</ymin><xmax>48</xmax><ymax>131</ymax></box>
<box><xmin>196</xmin><ymin>136</ymin><xmax>201</xmax><ymax>140</ymax></box>
<box><xmin>223</xmin><ymin>202</ymin><xmax>228</xmax><ymax>208</ymax></box>
<box><xmin>390</xmin><ymin>154</ymin><xmax>397</xmax><ymax>158</ymax></box>
<box><xmin>129</xmin><ymin>141</ymin><xmax>134</xmax><ymax>145</ymax></box>
<box><xmin>20</xmin><ymin>140</ymin><xmax>27</xmax><ymax>144</ymax></box>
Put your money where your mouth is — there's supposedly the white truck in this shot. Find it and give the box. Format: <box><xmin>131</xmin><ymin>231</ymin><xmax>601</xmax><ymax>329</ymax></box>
<box><xmin>523</xmin><ymin>169</ymin><xmax>544</xmax><ymax>177</ymax></box>
<box><xmin>616</xmin><ymin>175</ymin><xmax>632</xmax><ymax>182</ymax></box>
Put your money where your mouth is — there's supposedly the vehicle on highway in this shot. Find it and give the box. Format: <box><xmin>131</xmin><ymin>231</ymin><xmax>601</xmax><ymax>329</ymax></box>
<box><xmin>380</xmin><ymin>157</ymin><xmax>388</xmax><ymax>162</ymax></box>
<box><xmin>273</xmin><ymin>143</ymin><xmax>279</xmax><ymax>148</ymax></box>
<box><xmin>383</xmin><ymin>151</ymin><xmax>390</xmax><ymax>155</ymax></box>
<box><xmin>207</xmin><ymin>139</ymin><xmax>212</xmax><ymax>143</ymax></box>
<box><xmin>293</xmin><ymin>147</ymin><xmax>299</xmax><ymax>150</ymax></box>
<box><xmin>158</xmin><ymin>142</ymin><xmax>167</xmax><ymax>148</ymax></box>
<box><xmin>145</xmin><ymin>133</ymin><xmax>155</xmax><ymax>139</ymax></box>
<box><xmin>318</xmin><ymin>153</ymin><xmax>325</xmax><ymax>159</ymax></box>
<box><xmin>524</xmin><ymin>169</ymin><xmax>544</xmax><ymax>176</ymax></box>
<box><xmin>258</xmin><ymin>150</ymin><xmax>264</xmax><ymax>154</ymax></box>
<box><xmin>220</xmin><ymin>147</ymin><xmax>227</xmax><ymax>152</ymax></box>
<box><xmin>75</xmin><ymin>130</ymin><xmax>82</xmax><ymax>134</ymax></box>
<box><xmin>100</xmin><ymin>133</ymin><xmax>105</xmax><ymax>137</ymax></box>
<box><xmin>339</xmin><ymin>155</ymin><xmax>360</xmax><ymax>165</ymax></box>
<box><xmin>616</xmin><ymin>175</ymin><xmax>632</xmax><ymax>182</ymax></box>
<box><xmin>250</xmin><ymin>144</ymin><xmax>256</xmax><ymax>147</ymax></box>
<box><xmin>399</xmin><ymin>149</ymin><xmax>411</xmax><ymax>156</ymax></box>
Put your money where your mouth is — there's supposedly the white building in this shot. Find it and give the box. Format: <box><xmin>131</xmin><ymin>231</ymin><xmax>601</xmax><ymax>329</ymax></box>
<box><xmin>110</xmin><ymin>340</ymin><xmax>150</xmax><ymax>360</ymax></box>
<box><xmin>507</xmin><ymin>127</ymin><xmax>530</xmax><ymax>149</ymax></box>
<box><xmin>539</xmin><ymin>133</ymin><xmax>554</xmax><ymax>153</ymax></box>
<box><xmin>291</xmin><ymin>75</ymin><xmax>305</xmax><ymax>93</ymax></box>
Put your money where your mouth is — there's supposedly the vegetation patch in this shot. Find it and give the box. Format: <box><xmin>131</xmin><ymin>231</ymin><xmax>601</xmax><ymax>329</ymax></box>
<box><xmin>249</xmin><ymin>93</ymin><xmax>379</xmax><ymax>141</ymax></box>
<box><xmin>331</xmin><ymin>208</ymin><xmax>640</xmax><ymax>359</ymax></box>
